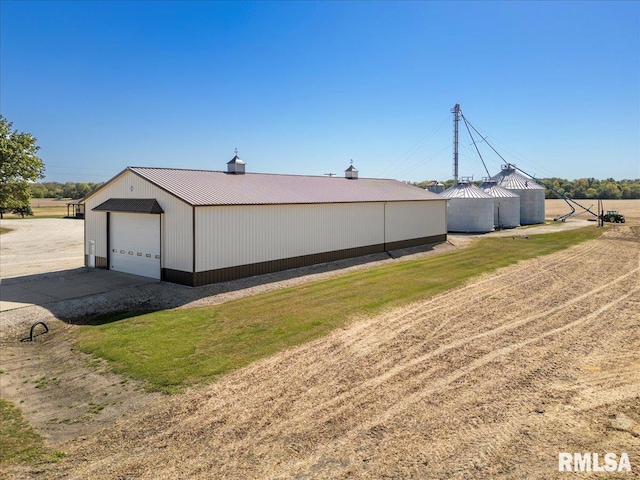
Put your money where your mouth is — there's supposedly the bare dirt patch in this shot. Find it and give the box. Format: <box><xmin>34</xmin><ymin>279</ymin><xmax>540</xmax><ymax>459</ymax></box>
<box><xmin>0</xmin><ymin>325</ymin><xmax>161</xmax><ymax>445</ymax></box>
<box><xmin>9</xmin><ymin>225</ymin><xmax>636</xmax><ymax>479</ymax></box>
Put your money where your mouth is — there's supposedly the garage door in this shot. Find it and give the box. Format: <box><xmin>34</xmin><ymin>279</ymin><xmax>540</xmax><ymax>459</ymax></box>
<box><xmin>109</xmin><ymin>213</ymin><xmax>161</xmax><ymax>279</ymax></box>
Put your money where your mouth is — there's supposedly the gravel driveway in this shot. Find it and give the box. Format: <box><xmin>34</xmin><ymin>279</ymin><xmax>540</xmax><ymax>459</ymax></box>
<box><xmin>0</xmin><ymin>218</ymin><xmax>85</xmax><ymax>278</ymax></box>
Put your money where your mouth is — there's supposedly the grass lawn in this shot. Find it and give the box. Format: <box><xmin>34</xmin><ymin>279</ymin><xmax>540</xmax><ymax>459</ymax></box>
<box><xmin>0</xmin><ymin>398</ymin><xmax>64</xmax><ymax>467</ymax></box>
<box><xmin>74</xmin><ymin>226</ymin><xmax>604</xmax><ymax>393</ymax></box>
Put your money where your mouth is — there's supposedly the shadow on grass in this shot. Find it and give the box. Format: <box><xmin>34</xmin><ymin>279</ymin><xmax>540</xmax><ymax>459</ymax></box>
<box><xmin>73</xmin><ymin>309</ymin><xmax>157</xmax><ymax>326</ymax></box>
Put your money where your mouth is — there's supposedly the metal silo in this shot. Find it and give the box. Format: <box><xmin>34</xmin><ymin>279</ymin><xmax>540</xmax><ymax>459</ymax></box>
<box><xmin>440</xmin><ymin>181</ymin><xmax>494</xmax><ymax>233</ymax></box>
<box><xmin>491</xmin><ymin>165</ymin><xmax>545</xmax><ymax>224</ymax></box>
<box><xmin>425</xmin><ymin>181</ymin><xmax>445</xmax><ymax>194</ymax></box>
<box><xmin>479</xmin><ymin>179</ymin><xmax>520</xmax><ymax>229</ymax></box>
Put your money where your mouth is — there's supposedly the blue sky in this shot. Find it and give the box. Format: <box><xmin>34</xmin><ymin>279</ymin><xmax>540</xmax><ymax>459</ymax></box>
<box><xmin>1</xmin><ymin>1</ymin><xmax>639</xmax><ymax>183</ymax></box>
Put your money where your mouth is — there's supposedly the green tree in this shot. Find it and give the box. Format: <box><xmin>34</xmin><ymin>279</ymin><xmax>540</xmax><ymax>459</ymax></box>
<box><xmin>0</xmin><ymin>116</ymin><xmax>45</xmax><ymax>218</ymax></box>
<box><xmin>12</xmin><ymin>205</ymin><xmax>33</xmax><ymax>218</ymax></box>
<box><xmin>600</xmin><ymin>181</ymin><xmax>621</xmax><ymax>199</ymax></box>
<box><xmin>585</xmin><ymin>187</ymin><xmax>598</xmax><ymax>199</ymax></box>
<box><xmin>75</xmin><ymin>182</ymin><xmax>91</xmax><ymax>198</ymax></box>
<box><xmin>572</xmin><ymin>178</ymin><xmax>589</xmax><ymax>198</ymax></box>
<box><xmin>62</xmin><ymin>182</ymin><xmax>77</xmax><ymax>198</ymax></box>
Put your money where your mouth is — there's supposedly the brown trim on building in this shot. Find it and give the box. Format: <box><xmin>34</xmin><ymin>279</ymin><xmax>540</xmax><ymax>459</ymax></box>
<box><xmin>162</xmin><ymin>268</ymin><xmax>194</xmax><ymax>286</ymax></box>
<box><xmin>85</xmin><ymin>255</ymin><xmax>108</xmax><ymax>268</ymax></box>
<box><xmin>92</xmin><ymin>198</ymin><xmax>164</xmax><ymax>214</ymax></box>
<box><xmin>385</xmin><ymin>234</ymin><xmax>447</xmax><ymax>251</ymax></box>
<box><xmin>161</xmin><ymin>233</ymin><xmax>446</xmax><ymax>287</ymax></box>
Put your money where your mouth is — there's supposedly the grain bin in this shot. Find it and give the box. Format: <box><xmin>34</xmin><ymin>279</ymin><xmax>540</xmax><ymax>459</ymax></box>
<box><xmin>479</xmin><ymin>179</ymin><xmax>520</xmax><ymax>229</ymax></box>
<box><xmin>425</xmin><ymin>181</ymin><xmax>445</xmax><ymax>194</ymax></box>
<box><xmin>491</xmin><ymin>165</ymin><xmax>545</xmax><ymax>224</ymax></box>
<box><xmin>440</xmin><ymin>181</ymin><xmax>494</xmax><ymax>233</ymax></box>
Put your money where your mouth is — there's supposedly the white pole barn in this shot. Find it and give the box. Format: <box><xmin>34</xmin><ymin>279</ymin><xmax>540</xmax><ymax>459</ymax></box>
<box><xmin>82</xmin><ymin>158</ymin><xmax>447</xmax><ymax>286</ymax></box>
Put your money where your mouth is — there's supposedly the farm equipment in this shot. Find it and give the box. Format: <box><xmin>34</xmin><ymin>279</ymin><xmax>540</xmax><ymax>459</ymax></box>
<box><xmin>600</xmin><ymin>210</ymin><xmax>625</xmax><ymax>223</ymax></box>
<box><xmin>507</xmin><ymin>166</ymin><xmax>627</xmax><ymax>226</ymax></box>
<box><xmin>509</xmin><ymin>165</ymin><xmax>600</xmax><ymax>222</ymax></box>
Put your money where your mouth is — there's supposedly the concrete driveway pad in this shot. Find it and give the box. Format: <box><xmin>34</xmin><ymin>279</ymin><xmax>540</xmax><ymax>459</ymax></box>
<box><xmin>0</xmin><ymin>269</ymin><xmax>158</xmax><ymax>312</ymax></box>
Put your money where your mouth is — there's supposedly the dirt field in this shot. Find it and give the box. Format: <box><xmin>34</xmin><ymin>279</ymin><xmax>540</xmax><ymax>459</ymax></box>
<box><xmin>1</xmin><ymin>224</ymin><xmax>635</xmax><ymax>479</ymax></box>
<box><xmin>545</xmin><ymin>199</ymin><xmax>640</xmax><ymax>224</ymax></box>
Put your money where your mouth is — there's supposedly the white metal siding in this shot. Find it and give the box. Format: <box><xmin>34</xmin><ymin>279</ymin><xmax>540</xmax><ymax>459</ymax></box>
<box><xmin>84</xmin><ymin>170</ymin><xmax>193</xmax><ymax>272</ymax></box>
<box><xmin>109</xmin><ymin>213</ymin><xmax>160</xmax><ymax>279</ymax></box>
<box><xmin>384</xmin><ymin>201</ymin><xmax>446</xmax><ymax>243</ymax></box>
<box><xmin>86</xmin><ymin>170</ymin><xmax>448</xmax><ymax>279</ymax></box>
<box><xmin>195</xmin><ymin>203</ymin><xmax>386</xmax><ymax>272</ymax></box>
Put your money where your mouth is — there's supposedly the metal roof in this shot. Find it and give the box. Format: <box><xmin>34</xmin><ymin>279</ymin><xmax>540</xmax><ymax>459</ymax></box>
<box><xmin>491</xmin><ymin>166</ymin><xmax>545</xmax><ymax>190</ymax></box>
<box><xmin>479</xmin><ymin>181</ymin><xmax>520</xmax><ymax>198</ymax></box>
<box><xmin>93</xmin><ymin>198</ymin><xmax>164</xmax><ymax>214</ymax></box>
<box><xmin>127</xmin><ymin>167</ymin><xmax>444</xmax><ymax>206</ymax></box>
<box><xmin>227</xmin><ymin>155</ymin><xmax>245</xmax><ymax>165</ymax></box>
<box><xmin>440</xmin><ymin>182</ymin><xmax>493</xmax><ymax>199</ymax></box>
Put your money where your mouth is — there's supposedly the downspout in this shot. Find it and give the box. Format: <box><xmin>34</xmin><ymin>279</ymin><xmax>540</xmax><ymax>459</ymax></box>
<box><xmin>384</xmin><ymin>202</ymin><xmax>395</xmax><ymax>259</ymax></box>
<box><xmin>192</xmin><ymin>205</ymin><xmax>196</xmax><ymax>285</ymax></box>
<box><xmin>159</xmin><ymin>212</ymin><xmax>164</xmax><ymax>280</ymax></box>
<box><xmin>106</xmin><ymin>212</ymin><xmax>111</xmax><ymax>269</ymax></box>
<box><xmin>383</xmin><ymin>202</ymin><xmax>386</xmax><ymax>251</ymax></box>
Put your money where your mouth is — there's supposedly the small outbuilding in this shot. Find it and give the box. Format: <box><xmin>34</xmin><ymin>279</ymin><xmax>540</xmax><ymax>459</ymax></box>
<box><xmin>66</xmin><ymin>200</ymin><xmax>85</xmax><ymax>219</ymax></box>
<box><xmin>82</xmin><ymin>157</ymin><xmax>447</xmax><ymax>286</ymax></box>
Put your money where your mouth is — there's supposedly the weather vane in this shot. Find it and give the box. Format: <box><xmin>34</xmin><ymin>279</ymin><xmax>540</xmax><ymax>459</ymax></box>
<box><xmin>234</xmin><ymin>147</ymin><xmax>238</xmax><ymax>156</ymax></box>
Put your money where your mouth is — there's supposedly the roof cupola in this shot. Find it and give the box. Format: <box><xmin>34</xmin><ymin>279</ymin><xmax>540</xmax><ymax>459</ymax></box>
<box><xmin>227</xmin><ymin>148</ymin><xmax>245</xmax><ymax>174</ymax></box>
<box><xmin>345</xmin><ymin>160</ymin><xmax>358</xmax><ymax>180</ymax></box>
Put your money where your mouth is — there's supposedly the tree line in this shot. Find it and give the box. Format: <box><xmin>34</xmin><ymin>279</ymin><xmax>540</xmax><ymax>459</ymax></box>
<box><xmin>538</xmin><ymin>178</ymin><xmax>640</xmax><ymax>199</ymax></box>
<box><xmin>414</xmin><ymin>178</ymin><xmax>640</xmax><ymax>199</ymax></box>
<box><xmin>30</xmin><ymin>181</ymin><xmax>103</xmax><ymax>199</ymax></box>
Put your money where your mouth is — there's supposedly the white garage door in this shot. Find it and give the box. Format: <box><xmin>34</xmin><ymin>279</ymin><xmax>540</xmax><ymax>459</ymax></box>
<box><xmin>110</xmin><ymin>213</ymin><xmax>161</xmax><ymax>279</ymax></box>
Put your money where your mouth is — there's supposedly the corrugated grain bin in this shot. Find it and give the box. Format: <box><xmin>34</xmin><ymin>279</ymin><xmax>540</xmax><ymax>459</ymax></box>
<box><xmin>479</xmin><ymin>180</ymin><xmax>520</xmax><ymax>229</ymax></box>
<box><xmin>491</xmin><ymin>165</ymin><xmax>545</xmax><ymax>224</ymax></box>
<box><xmin>440</xmin><ymin>182</ymin><xmax>494</xmax><ymax>233</ymax></box>
<box><xmin>425</xmin><ymin>181</ymin><xmax>445</xmax><ymax>194</ymax></box>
